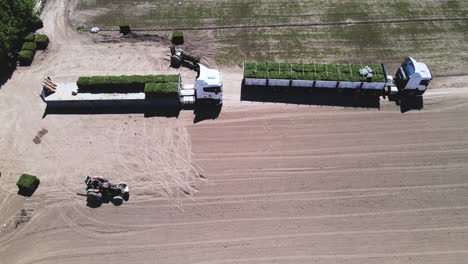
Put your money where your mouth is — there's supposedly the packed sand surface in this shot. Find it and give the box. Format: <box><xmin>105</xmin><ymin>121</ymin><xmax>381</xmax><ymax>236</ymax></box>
<box><xmin>1</xmin><ymin>0</ymin><xmax>468</xmax><ymax>263</ymax></box>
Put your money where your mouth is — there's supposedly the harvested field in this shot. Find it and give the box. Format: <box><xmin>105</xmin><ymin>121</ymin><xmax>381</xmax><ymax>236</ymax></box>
<box><xmin>0</xmin><ymin>0</ymin><xmax>467</xmax><ymax>264</ymax></box>
<box><xmin>76</xmin><ymin>0</ymin><xmax>468</xmax><ymax>75</ymax></box>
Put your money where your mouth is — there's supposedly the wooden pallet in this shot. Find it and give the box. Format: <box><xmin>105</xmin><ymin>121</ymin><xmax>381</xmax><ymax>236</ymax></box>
<box><xmin>43</xmin><ymin>78</ymin><xmax>57</xmax><ymax>93</ymax></box>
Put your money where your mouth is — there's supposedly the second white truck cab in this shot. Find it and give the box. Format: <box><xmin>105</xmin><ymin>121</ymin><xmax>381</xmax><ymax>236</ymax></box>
<box><xmin>394</xmin><ymin>57</ymin><xmax>432</xmax><ymax>96</ymax></box>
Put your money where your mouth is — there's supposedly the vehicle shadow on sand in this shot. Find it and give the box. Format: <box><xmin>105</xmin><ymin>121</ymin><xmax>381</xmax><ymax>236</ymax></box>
<box><xmin>241</xmin><ymin>89</ymin><xmax>381</xmax><ymax>109</ymax></box>
<box><xmin>86</xmin><ymin>193</ymin><xmax>130</xmax><ymax>208</ymax></box>
<box><xmin>43</xmin><ymin>105</ymin><xmax>182</xmax><ymax>118</ymax></box>
<box><xmin>43</xmin><ymin>104</ymin><xmax>222</xmax><ymax>123</ymax></box>
<box><xmin>399</xmin><ymin>96</ymin><xmax>424</xmax><ymax>113</ymax></box>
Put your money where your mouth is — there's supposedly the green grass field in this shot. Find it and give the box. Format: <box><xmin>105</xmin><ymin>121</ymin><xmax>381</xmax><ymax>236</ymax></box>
<box><xmin>77</xmin><ymin>0</ymin><xmax>468</xmax><ymax>74</ymax></box>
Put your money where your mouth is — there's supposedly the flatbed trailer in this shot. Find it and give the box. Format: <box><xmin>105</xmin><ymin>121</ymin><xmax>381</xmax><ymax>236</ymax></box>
<box><xmin>40</xmin><ymin>64</ymin><xmax>223</xmax><ymax>114</ymax></box>
<box><xmin>241</xmin><ymin>57</ymin><xmax>432</xmax><ymax>110</ymax></box>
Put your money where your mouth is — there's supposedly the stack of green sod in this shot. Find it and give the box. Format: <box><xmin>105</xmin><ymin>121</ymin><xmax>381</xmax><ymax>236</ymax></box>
<box><xmin>172</xmin><ymin>31</ymin><xmax>184</xmax><ymax>45</ymax></box>
<box><xmin>16</xmin><ymin>174</ymin><xmax>40</xmax><ymax>195</ymax></box>
<box><xmin>18</xmin><ymin>33</ymin><xmax>50</xmax><ymax>66</ymax></box>
<box><xmin>18</xmin><ymin>36</ymin><xmax>36</xmax><ymax>66</ymax></box>
<box><xmin>76</xmin><ymin>74</ymin><xmax>179</xmax><ymax>93</ymax></box>
<box><xmin>24</xmin><ymin>32</ymin><xmax>35</xmax><ymax>42</ymax></box>
<box><xmin>244</xmin><ymin>61</ymin><xmax>386</xmax><ymax>82</ymax></box>
<box><xmin>35</xmin><ymin>34</ymin><xmax>49</xmax><ymax>50</ymax></box>
<box><xmin>144</xmin><ymin>82</ymin><xmax>179</xmax><ymax>97</ymax></box>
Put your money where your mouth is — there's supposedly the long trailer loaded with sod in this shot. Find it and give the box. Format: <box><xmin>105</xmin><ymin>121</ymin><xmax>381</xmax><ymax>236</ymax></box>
<box><xmin>40</xmin><ymin>64</ymin><xmax>223</xmax><ymax>113</ymax></box>
<box><xmin>241</xmin><ymin>57</ymin><xmax>432</xmax><ymax>109</ymax></box>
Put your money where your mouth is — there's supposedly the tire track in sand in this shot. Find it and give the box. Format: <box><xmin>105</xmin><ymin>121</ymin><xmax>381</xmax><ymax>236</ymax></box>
<box><xmin>15</xmin><ymin>226</ymin><xmax>468</xmax><ymax>264</ymax></box>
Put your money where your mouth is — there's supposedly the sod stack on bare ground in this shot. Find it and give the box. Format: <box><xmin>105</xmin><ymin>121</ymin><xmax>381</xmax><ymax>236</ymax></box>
<box><xmin>16</xmin><ymin>174</ymin><xmax>40</xmax><ymax>196</ymax></box>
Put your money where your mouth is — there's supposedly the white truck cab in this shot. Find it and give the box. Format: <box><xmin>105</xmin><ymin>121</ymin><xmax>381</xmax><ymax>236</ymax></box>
<box><xmin>194</xmin><ymin>64</ymin><xmax>223</xmax><ymax>105</ymax></box>
<box><xmin>394</xmin><ymin>57</ymin><xmax>432</xmax><ymax>95</ymax></box>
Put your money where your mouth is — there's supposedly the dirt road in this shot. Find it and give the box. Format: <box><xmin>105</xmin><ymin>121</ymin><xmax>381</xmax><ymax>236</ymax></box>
<box><xmin>0</xmin><ymin>1</ymin><xmax>468</xmax><ymax>263</ymax></box>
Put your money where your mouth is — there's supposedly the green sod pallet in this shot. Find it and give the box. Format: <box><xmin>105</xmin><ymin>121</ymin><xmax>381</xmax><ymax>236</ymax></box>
<box><xmin>144</xmin><ymin>82</ymin><xmax>179</xmax><ymax>96</ymax></box>
<box><xmin>16</xmin><ymin>174</ymin><xmax>40</xmax><ymax>195</ymax></box>
<box><xmin>77</xmin><ymin>74</ymin><xmax>179</xmax><ymax>93</ymax></box>
<box><xmin>244</xmin><ymin>61</ymin><xmax>386</xmax><ymax>82</ymax></box>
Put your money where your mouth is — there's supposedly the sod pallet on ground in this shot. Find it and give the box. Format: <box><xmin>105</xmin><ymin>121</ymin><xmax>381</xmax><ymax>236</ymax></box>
<box><xmin>35</xmin><ymin>34</ymin><xmax>49</xmax><ymax>50</ymax></box>
<box><xmin>21</xmin><ymin>42</ymin><xmax>36</xmax><ymax>52</ymax></box>
<box><xmin>24</xmin><ymin>33</ymin><xmax>36</xmax><ymax>42</ymax></box>
<box><xmin>16</xmin><ymin>174</ymin><xmax>40</xmax><ymax>196</ymax></box>
<box><xmin>172</xmin><ymin>31</ymin><xmax>184</xmax><ymax>45</ymax></box>
<box><xmin>18</xmin><ymin>50</ymin><xmax>34</xmax><ymax>66</ymax></box>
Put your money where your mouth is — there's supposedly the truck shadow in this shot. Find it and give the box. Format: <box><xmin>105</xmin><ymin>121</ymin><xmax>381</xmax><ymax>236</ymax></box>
<box><xmin>43</xmin><ymin>104</ymin><xmax>222</xmax><ymax>123</ymax></box>
<box><xmin>193</xmin><ymin>104</ymin><xmax>222</xmax><ymax>123</ymax></box>
<box><xmin>86</xmin><ymin>196</ymin><xmax>126</xmax><ymax>208</ymax></box>
<box><xmin>241</xmin><ymin>88</ymin><xmax>381</xmax><ymax>109</ymax></box>
<box><xmin>43</xmin><ymin>105</ymin><xmax>182</xmax><ymax>118</ymax></box>
<box><xmin>399</xmin><ymin>96</ymin><xmax>424</xmax><ymax>113</ymax></box>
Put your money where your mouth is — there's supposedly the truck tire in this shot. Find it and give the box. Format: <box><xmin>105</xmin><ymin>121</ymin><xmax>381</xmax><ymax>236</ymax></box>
<box><xmin>123</xmin><ymin>192</ymin><xmax>130</xmax><ymax>201</ymax></box>
<box><xmin>170</xmin><ymin>55</ymin><xmax>182</xmax><ymax>68</ymax></box>
<box><xmin>112</xmin><ymin>196</ymin><xmax>124</xmax><ymax>206</ymax></box>
<box><xmin>86</xmin><ymin>191</ymin><xmax>102</xmax><ymax>207</ymax></box>
<box><xmin>87</xmin><ymin>190</ymin><xmax>102</xmax><ymax>201</ymax></box>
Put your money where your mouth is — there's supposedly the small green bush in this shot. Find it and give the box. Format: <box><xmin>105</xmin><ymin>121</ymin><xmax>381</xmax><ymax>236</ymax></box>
<box><xmin>18</xmin><ymin>50</ymin><xmax>34</xmax><ymax>66</ymax></box>
<box><xmin>35</xmin><ymin>34</ymin><xmax>49</xmax><ymax>50</ymax></box>
<box><xmin>172</xmin><ymin>31</ymin><xmax>184</xmax><ymax>45</ymax></box>
<box><xmin>24</xmin><ymin>32</ymin><xmax>36</xmax><ymax>42</ymax></box>
<box><xmin>21</xmin><ymin>41</ymin><xmax>36</xmax><ymax>51</ymax></box>
<box><xmin>17</xmin><ymin>174</ymin><xmax>40</xmax><ymax>195</ymax></box>
<box><xmin>144</xmin><ymin>82</ymin><xmax>179</xmax><ymax>97</ymax></box>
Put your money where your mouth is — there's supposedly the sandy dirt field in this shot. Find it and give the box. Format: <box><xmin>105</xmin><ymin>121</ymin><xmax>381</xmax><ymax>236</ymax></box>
<box><xmin>1</xmin><ymin>0</ymin><xmax>468</xmax><ymax>263</ymax></box>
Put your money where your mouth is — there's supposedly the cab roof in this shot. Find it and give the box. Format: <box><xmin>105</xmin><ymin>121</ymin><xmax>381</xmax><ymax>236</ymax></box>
<box><xmin>405</xmin><ymin>57</ymin><xmax>432</xmax><ymax>79</ymax></box>
<box><xmin>197</xmin><ymin>64</ymin><xmax>222</xmax><ymax>86</ymax></box>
